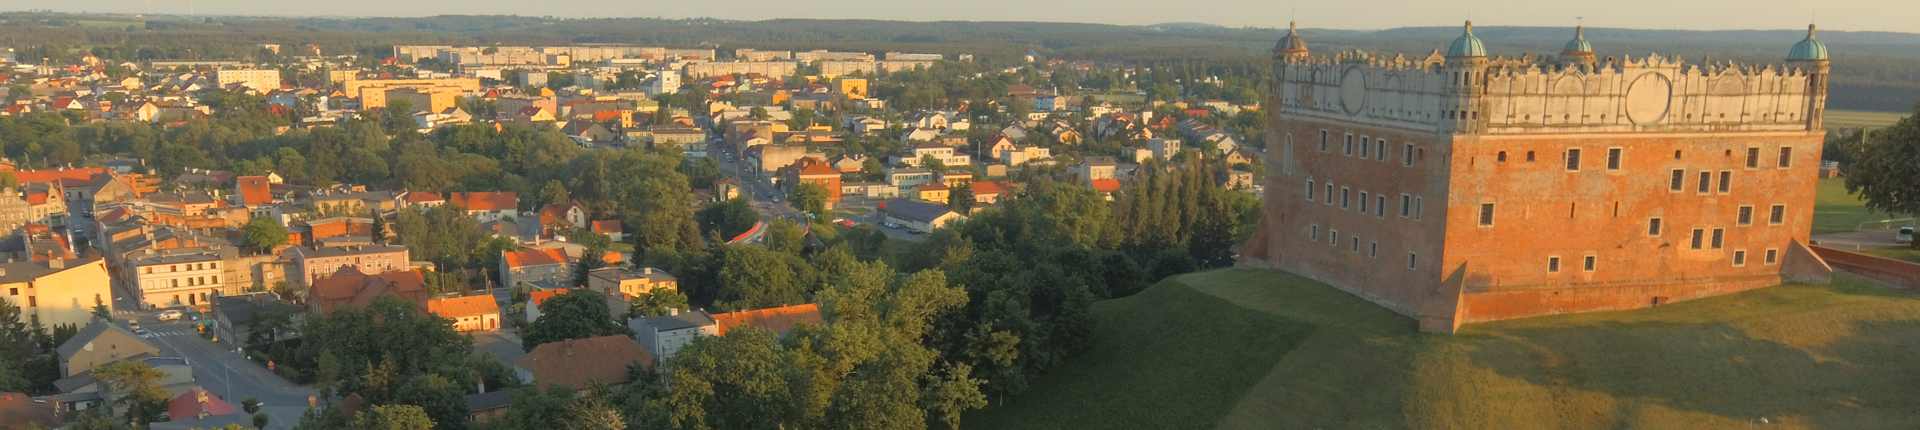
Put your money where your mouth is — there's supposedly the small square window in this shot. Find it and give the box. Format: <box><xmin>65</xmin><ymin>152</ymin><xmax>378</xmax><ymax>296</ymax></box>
<box><xmin>1669</xmin><ymin>170</ymin><xmax>1685</xmax><ymax>191</ymax></box>
<box><xmin>1737</xmin><ymin>206</ymin><xmax>1753</xmax><ymax>226</ymax></box>
<box><xmin>1479</xmin><ymin>203</ymin><xmax>1495</xmax><ymax>226</ymax></box>
<box><xmin>1733</xmin><ymin>250</ymin><xmax>1747</xmax><ymax>266</ymax></box>
<box><xmin>1606</xmin><ymin>148</ymin><xmax>1622</xmax><ymax>170</ymax></box>
<box><xmin>1778</xmin><ymin>147</ymin><xmax>1793</xmax><ymax>168</ymax></box>
<box><xmin>1765</xmin><ymin>248</ymin><xmax>1778</xmax><ymax>264</ymax></box>
<box><xmin>1548</xmin><ymin>257</ymin><xmax>1561</xmax><ymax>273</ymax></box>
<box><xmin>1565</xmin><ymin>149</ymin><xmax>1582</xmax><ymax>171</ymax></box>
<box><xmin>1649</xmin><ymin>218</ymin><xmax>1663</xmax><ymax>236</ymax></box>
<box><xmin>1691</xmin><ymin>228</ymin><xmax>1705</xmax><ymax>249</ymax></box>
<box><xmin>1583</xmin><ymin>255</ymin><xmax>1597</xmax><ymax>272</ymax></box>
<box><xmin>1711</xmin><ymin>228</ymin><xmax>1725</xmax><ymax>249</ymax></box>
<box><xmin>1698</xmin><ymin>171</ymin><xmax>1712</xmax><ymax>193</ymax></box>
<box><xmin>1770</xmin><ymin>205</ymin><xmax>1785</xmax><ymax>225</ymax></box>
<box><xmin>1746</xmin><ymin>147</ymin><xmax>1761</xmax><ymax>168</ymax></box>
<box><xmin>1719</xmin><ymin>171</ymin><xmax>1732</xmax><ymax>193</ymax></box>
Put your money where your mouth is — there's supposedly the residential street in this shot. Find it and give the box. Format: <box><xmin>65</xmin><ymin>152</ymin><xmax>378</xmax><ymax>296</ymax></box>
<box><xmin>140</xmin><ymin>316</ymin><xmax>317</xmax><ymax>430</ymax></box>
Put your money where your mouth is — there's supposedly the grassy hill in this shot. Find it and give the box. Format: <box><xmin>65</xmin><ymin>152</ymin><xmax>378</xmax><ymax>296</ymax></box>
<box><xmin>964</xmin><ymin>269</ymin><xmax>1920</xmax><ymax>429</ymax></box>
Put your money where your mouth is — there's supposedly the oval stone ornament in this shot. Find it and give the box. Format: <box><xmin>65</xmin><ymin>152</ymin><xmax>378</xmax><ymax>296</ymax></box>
<box><xmin>1339</xmin><ymin>67</ymin><xmax>1367</xmax><ymax>117</ymax></box>
<box><xmin>1625</xmin><ymin>73</ymin><xmax>1672</xmax><ymax>125</ymax></box>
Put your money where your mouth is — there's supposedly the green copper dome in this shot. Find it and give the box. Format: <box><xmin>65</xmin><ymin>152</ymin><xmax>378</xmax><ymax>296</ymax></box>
<box><xmin>1562</xmin><ymin>26</ymin><xmax>1593</xmax><ymax>54</ymax></box>
<box><xmin>1447</xmin><ymin>21</ymin><xmax>1487</xmax><ymax>58</ymax></box>
<box><xmin>1788</xmin><ymin>24</ymin><xmax>1828</xmax><ymax>60</ymax></box>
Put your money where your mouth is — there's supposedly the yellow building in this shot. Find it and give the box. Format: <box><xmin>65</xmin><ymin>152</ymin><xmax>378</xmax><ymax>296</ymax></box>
<box><xmin>916</xmin><ymin>183</ymin><xmax>950</xmax><ymax>204</ymax></box>
<box><xmin>586</xmin><ymin>267</ymin><xmax>679</xmax><ymax>299</ymax></box>
<box><xmin>835</xmin><ymin>78</ymin><xmax>869</xmax><ymax>100</ymax></box>
<box><xmin>1</xmin><ymin>258</ymin><xmax>113</xmax><ymax>329</ymax></box>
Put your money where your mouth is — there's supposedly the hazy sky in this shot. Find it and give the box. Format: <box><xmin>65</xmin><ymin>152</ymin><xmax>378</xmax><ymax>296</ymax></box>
<box><xmin>24</xmin><ymin>0</ymin><xmax>1918</xmax><ymax>33</ymax></box>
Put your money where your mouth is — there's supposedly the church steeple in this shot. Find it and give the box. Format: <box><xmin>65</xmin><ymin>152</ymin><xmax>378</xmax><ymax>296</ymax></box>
<box><xmin>1273</xmin><ymin>21</ymin><xmax>1310</xmax><ymax>58</ymax></box>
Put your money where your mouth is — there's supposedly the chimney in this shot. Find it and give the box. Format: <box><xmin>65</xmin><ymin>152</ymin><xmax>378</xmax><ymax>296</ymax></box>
<box><xmin>47</xmin><ymin>259</ymin><xmax>62</xmax><ymax>269</ymax></box>
<box><xmin>669</xmin><ymin>308</ymin><xmax>678</xmax><ymax>316</ymax></box>
<box><xmin>643</xmin><ymin>267</ymin><xmax>652</xmax><ymax>275</ymax></box>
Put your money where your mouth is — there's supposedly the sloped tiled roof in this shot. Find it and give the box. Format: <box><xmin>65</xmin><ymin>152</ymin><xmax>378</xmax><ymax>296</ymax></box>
<box><xmin>236</xmin><ymin>176</ymin><xmax>271</xmax><ymax>206</ymax></box>
<box><xmin>528</xmin><ymin>288</ymin><xmax>573</xmax><ymax>307</ymax></box>
<box><xmin>166</xmin><ymin>387</ymin><xmax>237</xmax><ymax>420</ymax></box>
<box><xmin>401</xmin><ymin>191</ymin><xmax>444</xmax><ymax>203</ymax></box>
<box><xmin>0</xmin><ymin>392</ymin><xmax>60</xmax><ymax>429</ymax></box>
<box><xmin>450</xmin><ymin>192</ymin><xmax>518</xmax><ymax>211</ymax></box>
<box><xmin>516</xmin><ymin>335</ymin><xmax>654</xmax><ymax>389</ymax></box>
<box><xmin>429</xmin><ymin>295</ymin><xmax>500</xmax><ymax>319</ymax></box>
<box><xmin>590</xmin><ymin>220</ymin><xmax>621</xmax><ymax>234</ymax></box>
<box><xmin>713</xmin><ymin>303</ymin><xmax>824</xmax><ymax>336</ymax></box>
<box><xmin>1090</xmin><ymin>178</ymin><xmax>1122</xmax><ymax>192</ymax></box>
<box><xmin>504</xmin><ymin>248</ymin><xmax>570</xmax><ymax>269</ymax></box>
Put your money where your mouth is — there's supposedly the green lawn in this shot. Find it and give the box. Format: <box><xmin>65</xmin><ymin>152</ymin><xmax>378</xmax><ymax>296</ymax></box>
<box><xmin>1825</xmin><ymin>110</ymin><xmax>1909</xmax><ymax>130</ymax></box>
<box><xmin>1814</xmin><ymin>177</ymin><xmax>1908</xmax><ymax>234</ymax></box>
<box><xmin>965</xmin><ymin>268</ymin><xmax>1920</xmax><ymax>429</ymax></box>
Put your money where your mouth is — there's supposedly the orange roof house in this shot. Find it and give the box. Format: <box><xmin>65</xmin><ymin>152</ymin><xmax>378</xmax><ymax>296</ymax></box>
<box><xmin>305</xmin><ymin>267</ymin><xmax>430</xmax><ymax>315</ymax></box>
<box><xmin>713</xmin><ymin>303</ymin><xmax>824</xmax><ymax>336</ymax></box>
<box><xmin>236</xmin><ymin>176</ymin><xmax>272</xmax><ymax>206</ymax></box>
<box><xmin>428</xmin><ymin>295</ymin><xmax>502</xmax><ymax>332</ymax></box>
<box><xmin>450</xmin><ymin>192</ymin><xmax>518</xmax><ymax>211</ymax></box>
<box><xmin>514</xmin><ymin>335</ymin><xmax>654</xmax><ymax>391</ymax></box>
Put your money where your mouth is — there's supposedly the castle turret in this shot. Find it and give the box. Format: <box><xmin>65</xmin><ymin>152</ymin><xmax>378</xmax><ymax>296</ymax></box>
<box><xmin>1560</xmin><ymin>26</ymin><xmax>1597</xmax><ymax>67</ymax></box>
<box><xmin>1442</xmin><ymin>21</ymin><xmax>1489</xmax><ymax>133</ymax></box>
<box><xmin>1273</xmin><ymin>21</ymin><xmax>1310</xmax><ymax>60</ymax></box>
<box><xmin>1787</xmin><ymin>24</ymin><xmax>1830</xmax><ymax>130</ymax></box>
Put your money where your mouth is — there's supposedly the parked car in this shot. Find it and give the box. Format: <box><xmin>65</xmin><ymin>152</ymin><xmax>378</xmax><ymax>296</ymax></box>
<box><xmin>157</xmin><ymin>310</ymin><xmax>183</xmax><ymax>321</ymax></box>
<box><xmin>1898</xmin><ymin>226</ymin><xmax>1914</xmax><ymax>243</ymax></box>
<box><xmin>134</xmin><ymin>328</ymin><xmax>151</xmax><ymax>339</ymax></box>
<box><xmin>837</xmin><ymin>220</ymin><xmax>855</xmax><ymax>226</ymax></box>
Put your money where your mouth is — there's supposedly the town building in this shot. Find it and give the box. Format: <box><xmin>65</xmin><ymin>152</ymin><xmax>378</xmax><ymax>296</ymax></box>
<box><xmin>876</xmin><ymin>199</ymin><xmax>964</xmax><ymax>234</ymax></box>
<box><xmin>56</xmin><ymin>320</ymin><xmax>161</xmax><ymax>377</ymax></box>
<box><xmin>448</xmin><ymin>192</ymin><xmax>519</xmax><ymax>222</ymax></box>
<box><xmin>586</xmin><ymin>267</ymin><xmax>677</xmax><ymax>299</ymax></box>
<box><xmin>712</xmin><ymin>303</ymin><xmax>824</xmax><ymax>336</ymax></box>
<box><xmin>0</xmin><ymin>258</ymin><xmax>111</xmax><ymax>328</ymax></box>
<box><xmin>1238</xmin><ymin>22</ymin><xmax>1835</xmax><ymax>334</ymax></box>
<box><xmin>501</xmin><ymin>248</ymin><xmax>573</xmax><ymax>290</ymax></box>
<box><xmin>429</xmin><ymin>295</ymin><xmax>502</xmax><ymax>332</ymax></box>
<box><xmin>514</xmin><ymin>335</ymin><xmax>655</xmax><ymax>393</ymax></box>
<box><xmin>304</xmin><ymin>268</ymin><xmax>430</xmax><ymax>315</ymax></box>
<box><xmin>288</xmin><ymin>244</ymin><xmax>410</xmax><ymax>286</ymax></box>
<box><xmin>630</xmin><ymin>310</ymin><xmax>719</xmax><ymax>363</ymax></box>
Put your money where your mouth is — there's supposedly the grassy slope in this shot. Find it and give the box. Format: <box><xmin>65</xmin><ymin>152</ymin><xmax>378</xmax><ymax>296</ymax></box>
<box><xmin>965</xmin><ymin>269</ymin><xmax>1920</xmax><ymax>430</ymax></box>
<box><xmin>1814</xmin><ymin>177</ymin><xmax>1908</xmax><ymax>234</ymax></box>
<box><xmin>1825</xmin><ymin>110</ymin><xmax>1909</xmax><ymax>129</ymax></box>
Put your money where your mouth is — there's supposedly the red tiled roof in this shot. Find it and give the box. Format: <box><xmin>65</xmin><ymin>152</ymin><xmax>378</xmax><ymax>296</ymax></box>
<box><xmin>528</xmin><ymin>288</ymin><xmax>573</xmax><ymax>307</ymax></box>
<box><xmin>428</xmin><ymin>295</ymin><xmax>500</xmax><ymax>319</ymax></box>
<box><xmin>25</xmin><ymin>193</ymin><xmax>47</xmax><ymax>205</ymax></box>
<box><xmin>504</xmin><ymin>248</ymin><xmax>569</xmax><ymax>269</ymax></box>
<box><xmin>12</xmin><ymin>167</ymin><xmax>104</xmax><ymax>185</ymax></box>
<box><xmin>972</xmin><ymin>181</ymin><xmax>1008</xmax><ymax>196</ymax></box>
<box><xmin>402</xmin><ymin>191</ymin><xmax>444</xmax><ymax>203</ymax></box>
<box><xmin>797</xmin><ymin>162</ymin><xmax>840</xmax><ymax>177</ymax></box>
<box><xmin>167</xmin><ymin>387</ymin><xmax>237</xmax><ymax>420</ymax></box>
<box><xmin>237</xmin><ymin>176</ymin><xmax>271</xmax><ymax>206</ymax></box>
<box><xmin>1090</xmin><ymin>179</ymin><xmax>1121</xmax><ymax>192</ymax></box>
<box><xmin>515</xmin><ymin>335</ymin><xmax>654</xmax><ymax>389</ymax></box>
<box><xmin>0</xmin><ymin>391</ymin><xmax>59</xmax><ymax>429</ymax></box>
<box><xmin>714</xmin><ymin>304</ymin><xmax>824</xmax><ymax>336</ymax></box>
<box><xmin>450</xmin><ymin>192</ymin><xmax>518</xmax><ymax>211</ymax></box>
<box><xmin>591</xmin><ymin>220</ymin><xmax>621</xmax><ymax>234</ymax></box>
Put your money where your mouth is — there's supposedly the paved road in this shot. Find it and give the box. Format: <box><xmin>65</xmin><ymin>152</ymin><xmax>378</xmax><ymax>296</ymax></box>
<box><xmin>139</xmin><ymin>316</ymin><xmax>316</xmax><ymax>430</ymax></box>
<box><xmin>1813</xmin><ymin>228</ymin><xmax>1910</xmax><ymax>250</ymax></box>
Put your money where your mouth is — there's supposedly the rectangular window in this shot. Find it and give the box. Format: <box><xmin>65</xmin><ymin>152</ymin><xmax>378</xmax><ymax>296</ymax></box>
<box><xmin>1310</xmin><ymin>225</ymin><xmax>1319</xmax><ymax>240</ymax></box>
<box><xmin>1719</xmin><ymin>171</ymin><xmax>1732</xmax><ymax>193</ymax></box>
<box><xmin>1325</xmin><ymin>184</ymin><xmax>1334</xmax><ymax>205</ymax></box>
<box><xmin>1359</xmin><ymin>137</ymin><xmax>1370</xmax><ymax>158</ymax></box>
<box><xmin>1671</xmin><ymin>170</ymin><xmax>1685</xmax><ymax>191</ymax></box>
<box><xmin>1548</xmin><ymin>257</ymin><xmax>1561</xmax><ymax>273</ymax></box>
<box><xmin>1408</xmin><ymin>253</ymin><xmax>1418</xmax><ymax>269</ymax></box>
<box><xmin>1376</xmin><ymin>196</ymin><xmax>1386</xmax><ymax>217</ymax></box>
<box><xmin>1584</xmin><ymin>255</ymin><xmax>1597</xmax><ymax>272</ymax></box>
<box><xmin>1359</xmin><ymin>192</ymin><xmax>1369</xmax><ymax>213</ymax></box>
<box><xmin>1766</xmin><ymin>248</ymin><xmax>1779</xmax><ymax>264</ymax></box>
<box><xmin>1698</xmin><ymin>171</ymin><xmax>1712</xmax><ymax>193</ymax></box>
<box><xmin>1711</xmin><ymin>228</ymin><xmax>1725</xmax><ymax>249</ymax></box>
<box><xmin>1737</xmin><ymin>206</ymin><xmax>1753</xmax><ymax>226</ymax></box>
<box><xmin>1746</xmin><ymin>147</ymin><xmax>1760</xmax><ymax>168</ymax></box>
<box><xmin>1649</xmin><ymin>218</ymin><xmax>1663</xmax><ymax>236</ymax></box>
<box><xmin>1414</xmin><ymin>197</ymin><xmax>1424</xmax><ymax>220</ymax></box>
<box><xmin>1401</xmin><ymin>195</ymin><xmax>1412</xmax><ymax>217</ymax></box>
<box><xmin>1319</xmin><ymin>130</ymin><xmax>1329</xmax><ymax>151</ymax></box>
<box><xmin>1733</xmin><ymin>250</ymin><xmax>1748</xmax><ymax>266</ymax></box>
<box><xmin>1344</xmin><ymin>134</ymin><xmax>1354</xmax><ymax>155</ymax></box>
<box><xmin>25</xmin><ymin>296</ymin><xmax>33</xmax><ymax>307</ymax></box>
<box><xmin>1565</xmin><ymin>149</ymin><xmax>1582</xmax><ymax>171</ymax></box>
<box><xmin>1376</xmin><ymin>140</ymin><xmax>1387</xmax><ymax>161</ymax></box>
<box><xmin>1369</xmin><ymin>242</ymin><xmax>1378</xmax><ymax>257</ymax></box>
<box><xmin>1352</xmin><ymin>236</ymin><xmax>1360</xmax><ymax>252</ymax></box>
<box><xmin>1778</xmin><ymin>147</ymin><xmax>1793</xmax><ymax>168</ymax></box>
<box><xmin>1330</xmin><ymin>230</ymin><xmax>1339</xmax><ymax>246</ymax></box>
<box><xmin>1306</xmin><ymin>180</ymin><xmax>1316</xmax><ymax>201</ymax></box>
<box><xmin>1479</xmin><ymin>203</ymin><xmax>1495</xmax><ymax>226</ymax></box>
<box><xmin>1770</xmin><ymin>205</ymin><xmax>1786</xmax><ymax>224</ymax></box>
<box><xmin>1607</xmin><ymin>148</ymin><xmax>1622</xmax><ymax>170</ymax></box>
<box><xmin>1340</xmin><ymin>188</ymin><xmax>1350</xmax><ymax>209</ymax></box>
<box><xmin>1404</xmin><ymin>144</ymin><xmax>1415</xmax><ymax>167</ymax></box>
<box><xmin>1691</xmin><ymin>228</ymin><xmax>1705</xmax><ymax>249</ymax></box>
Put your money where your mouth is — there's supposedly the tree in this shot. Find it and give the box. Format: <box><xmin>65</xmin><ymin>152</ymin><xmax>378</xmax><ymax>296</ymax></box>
<box><xmin>242</xmin><ymin>397</ymin><xmax>261</xmax><ymax>414</ymax></box>
<box><xmin>521</xmin><ymin>290</ymin><xmax>633</xmax><ymax>351</ymax></box>
<box><xmin>627</xmin><ymin>288</ymin><xmax>690</xmax><ymax>319</ymax></box>
<box><xmin>254</xmin><ymin>412</ymin><xmax>271</xmax><ymax>429</ymax></box>
<box><xmin>394</xmin><ymin>373</ymin><xmax>469</xmax><ymax>430</ymax></box>
<box><xmin>540</xmin><ymin>180</ymin><xmax>571</xmax><ymax>208</ymax></box>
<box><xmin>921</xmin><ymin>154</ymin><xmax>949</xmax><ymax>173</ymax></box>
<box><xmin>0</xmin><ymin>170</ymin><xmax>17</xmax><ymax>191</ymax></box>
<box><xmin>713</xmin><ymin>246</ymin><xmax>804</xmax><ymax>312</ymax></box>
<box><xmin>948</xmin><ymin>181</ymin><xmax>976</xmax><ymax>214</ymax></box>
<box><xmin>695</xmin><ymin>197</ymin><xmax>759</xmax><ymax>239</ymax></box>
<box><xmin>241</xmin><ymin>218</ymin><xmax>289</xmax><ymax>253</ymax></box>
<box><xmin>788</xmin><ymin>182</ymin><xmax>830</xmax><ymax>221</ymax></box>
<box><xmin>678</xmin><ymin>157</ymin><xmax>722</xmax><ymax>190</ymax></box>
<box><xmin>764</xmin><ymin>219</ymin><xmax>805</xmax><ymax>255</ymax></box>
<box><xmin>1844</xmin><ymin>101</ymin><xmax>1920</xmax><ymax>248</ymax></box>
<box><xmin>90</xmin><ymin>294</ymin><xmax>110</xmax><ymax>321</ymax></box>
<box><xmin>94</xmin><ymin>361</ymin><xmax>170</xmax><ymax>426</ymax></box>
<box><xmin>353</xmin><ymin>405</ymin><xmax>435</xmax><ymax>430</ymax></box>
